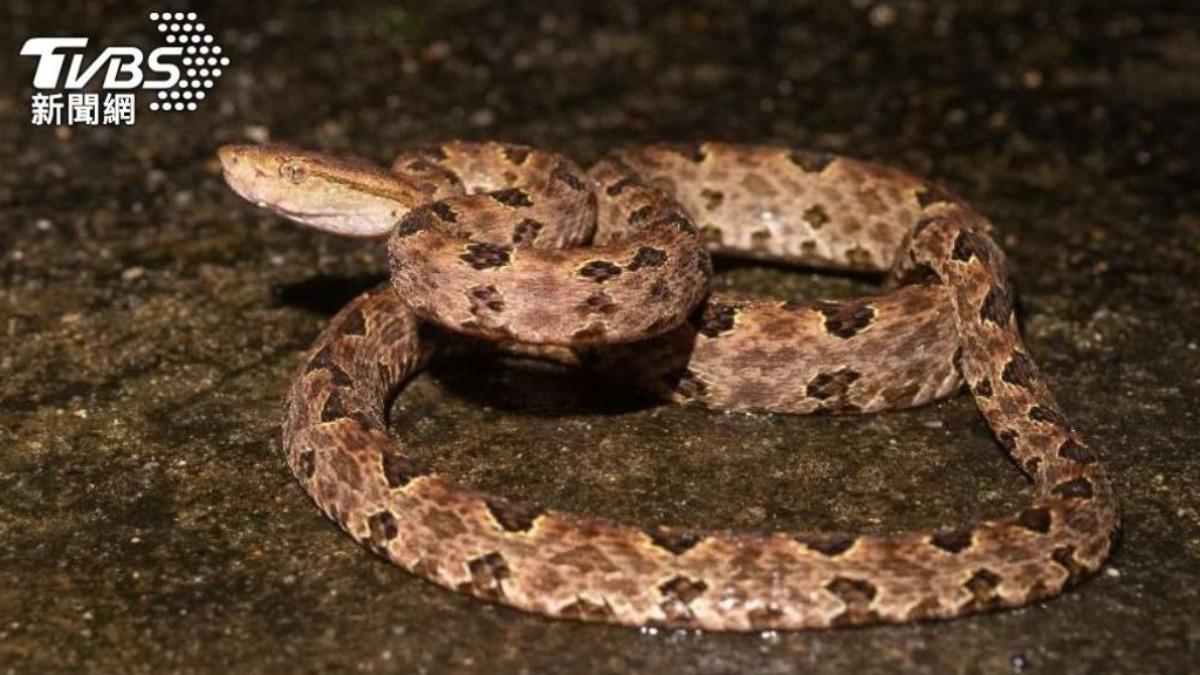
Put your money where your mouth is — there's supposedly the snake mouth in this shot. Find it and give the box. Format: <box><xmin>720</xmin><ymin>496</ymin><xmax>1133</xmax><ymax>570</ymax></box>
<box><xmin>221</xmin><ymin>170</ymin><xmax>334</xmax><ymax>220</ymax></box>
<box><xmin>270</xmin><ymin>204</ymin><xmax>344</xmax><ymax>222</ymax></box>
<box><xmin>220</xmin><ymin>168</ymin><xmax>389</xmax><ymax>238</ymax></box>
<box><xmin>262</xmin><ymin>199</ymin><xmax>389</xmax><ymax>238</ymax></box>
<box><xmin>220</xmin><ymin>166</ymin><xmax>337</xmax><ymax>222</ymax></box>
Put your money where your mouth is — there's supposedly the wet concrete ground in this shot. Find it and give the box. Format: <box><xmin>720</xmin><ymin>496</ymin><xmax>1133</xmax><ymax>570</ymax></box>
<box><xmin>2</xmin><ymin>1</ymin><xmax>1198</xmax><ymax>673</ymax></box>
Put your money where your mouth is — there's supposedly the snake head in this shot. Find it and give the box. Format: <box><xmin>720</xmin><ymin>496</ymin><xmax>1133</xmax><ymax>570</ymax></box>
<box><xmin>217</xmin><ymin>143</ymin><xmax>420</xmax><ymax>239</ymax></box>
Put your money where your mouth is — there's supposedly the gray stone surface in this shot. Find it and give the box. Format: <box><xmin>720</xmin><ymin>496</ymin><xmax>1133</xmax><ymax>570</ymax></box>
<box><xmin>1</xmin><ymin>1</ymin><xmax>1198</xmax><ymax>673</ymax></box>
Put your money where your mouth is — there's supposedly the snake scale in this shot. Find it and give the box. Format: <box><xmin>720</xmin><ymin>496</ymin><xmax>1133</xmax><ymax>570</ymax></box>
<box><xmin>219</xmin><ymin>141</ymin><xmax>1118</xmax><ymax>630</ymax></box>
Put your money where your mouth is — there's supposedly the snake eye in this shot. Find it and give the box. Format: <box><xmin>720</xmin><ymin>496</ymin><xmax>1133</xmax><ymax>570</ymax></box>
<box><xmin>280</xmin><ymin>161</ymin><xmax>308</xmax><ymax>184</ymax></box>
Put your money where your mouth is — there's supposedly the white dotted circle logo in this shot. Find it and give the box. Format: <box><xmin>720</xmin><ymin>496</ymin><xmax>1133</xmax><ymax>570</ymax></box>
<box><xmin>146</xmin><ymin>12</ymin><xmax>228</xmax><ymax>112</ymax></box>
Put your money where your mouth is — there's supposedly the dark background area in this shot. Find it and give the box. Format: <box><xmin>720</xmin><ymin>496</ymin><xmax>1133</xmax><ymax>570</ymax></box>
<box><xmin>1</xmin><ymin>1</ymin><xmax>1198</xmax><ymax>673</ymax></box>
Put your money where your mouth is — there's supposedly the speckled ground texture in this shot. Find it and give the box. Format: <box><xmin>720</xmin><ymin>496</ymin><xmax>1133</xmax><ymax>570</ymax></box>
<box><xmin>2</xmin><ymin>1</ymin><xmax>1198</xmax><ymax>673</ymax></box>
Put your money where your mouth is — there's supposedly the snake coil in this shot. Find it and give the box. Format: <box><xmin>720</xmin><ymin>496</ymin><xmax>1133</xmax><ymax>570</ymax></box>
<box><xmin>219</xmin><ymin>141</ymin><xmax>1118</xmax><ymax>630</ymax></box>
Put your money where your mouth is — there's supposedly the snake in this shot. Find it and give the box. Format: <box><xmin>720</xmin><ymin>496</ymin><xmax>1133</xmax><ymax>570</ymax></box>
<box><xmin>219</xmin><ymin>141</ymin><xmax>1119</xmax><ymax>630</ymax></box>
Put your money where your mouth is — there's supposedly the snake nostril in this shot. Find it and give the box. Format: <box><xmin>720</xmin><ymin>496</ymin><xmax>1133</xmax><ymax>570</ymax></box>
<box><xmin>280</xmin><ymin>160</ymin><xmax>308</xmax><ymax>184</ymax></box>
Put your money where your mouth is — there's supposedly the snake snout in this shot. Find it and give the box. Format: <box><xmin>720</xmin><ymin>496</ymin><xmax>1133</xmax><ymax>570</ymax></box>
<box><xmin>217</xmin><ymin>144</ymin><xmax>250</xmax><ymax>170</ymax></box>
<box><xmin>217</xmin><ymin>144</ymin><xmax>280</xmax><ymax>208</ymax></box>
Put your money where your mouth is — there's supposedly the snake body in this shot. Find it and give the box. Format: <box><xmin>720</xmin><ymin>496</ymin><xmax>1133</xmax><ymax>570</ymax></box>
<box><xmin>220</xmin><ymin>141</ymin><xmax>1118</xmax><ymax>630</ymax></box>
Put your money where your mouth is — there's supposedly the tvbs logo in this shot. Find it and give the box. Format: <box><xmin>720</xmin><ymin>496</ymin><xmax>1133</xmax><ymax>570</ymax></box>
<box><xmin>20</xmin><ymin>12</ymin><xmax>228</xmax><ymax>126</ymax></box>
<box><xmin>22</xmin><ymin>37</ymin><xmax>184</xmax><ymax>90</ymax></box>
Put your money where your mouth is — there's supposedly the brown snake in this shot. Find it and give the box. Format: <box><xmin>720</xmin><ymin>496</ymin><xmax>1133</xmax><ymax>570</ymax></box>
<box><xmin>219</xmin><ymin>141</ymin><xmax>1118</xmax><ymax>630</ymax></box>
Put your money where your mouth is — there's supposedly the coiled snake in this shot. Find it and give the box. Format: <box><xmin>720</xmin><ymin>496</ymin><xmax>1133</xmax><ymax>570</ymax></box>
<box><xmin>219</xmin><ymin>141</ymin><xmax>1118</xmax><ymax>631</ymax></box>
